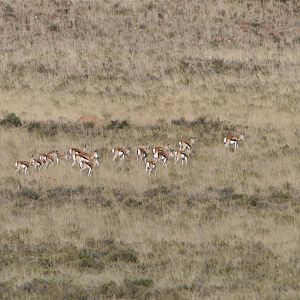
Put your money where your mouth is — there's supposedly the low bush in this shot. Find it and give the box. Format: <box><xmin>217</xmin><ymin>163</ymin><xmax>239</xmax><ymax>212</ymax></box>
<box><xmin>0</xmin><ymin>113</ymin><xmax>22</xmax><ymax>127</ymax></box>
<box><xmin>105</xmin><ymin>120</ymin><xmax>130</xmax><ymax>130</ymax></box>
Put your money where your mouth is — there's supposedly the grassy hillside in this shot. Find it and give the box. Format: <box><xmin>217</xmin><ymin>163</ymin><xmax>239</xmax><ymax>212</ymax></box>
<box><xmin>0</xmin><ymin>1</ymin><xmax>299</xmax><ymax>299</ymax></box>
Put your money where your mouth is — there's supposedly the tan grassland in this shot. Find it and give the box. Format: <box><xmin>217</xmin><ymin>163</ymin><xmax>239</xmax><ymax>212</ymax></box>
<box><xmin>0</xmin><ymin>0</ymin><xmax>299</xmax><ymax>299</ymax></box>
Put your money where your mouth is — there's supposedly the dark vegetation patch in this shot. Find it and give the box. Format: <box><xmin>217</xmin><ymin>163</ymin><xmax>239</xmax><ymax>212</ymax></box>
<box><xmin>178</xmin><ymin>57</ymin><xmax>281</xmax><ymax>75</ymax></box>
<box><xmin>27</xmin><ymin>121</ymin><xmax>83</xmax><ymax>136</ymax></box>
<box><xmin>171</xmin><ymin>115</ymin><xmax>236</xmax><ymax>133</ymax></box>
<box><xmin>18</xmin><ymin>276</ymin><xmax>155</xmax><ymax>299</ymax></box>
<box><xmin>0</xmin><ymin>112</ymin><xmax>22</xmax><ymax>127</ymax></box>
<box><xmin>105</xmin><ymin>119</ymin><xmax>130</xmax><ymax>130</ymax></box>
<box><xmin>0</xmin><ymin>240</ymin><xmax>138</xmax><ymax>273</ymax></box>
<box><xmin>6</xmin><ymin>182</ymin><xmax>297</xmax><ymax>213</ymax></box>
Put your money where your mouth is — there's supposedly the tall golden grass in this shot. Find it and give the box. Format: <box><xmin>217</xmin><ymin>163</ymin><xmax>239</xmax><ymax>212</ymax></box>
<box><xmin>0</xmin><ymin>0</ymin><xmax>299</xmax><ymax>299</ymax></box>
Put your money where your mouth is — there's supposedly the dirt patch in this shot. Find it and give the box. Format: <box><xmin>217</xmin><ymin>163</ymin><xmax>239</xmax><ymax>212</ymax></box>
<box><xmin>79</xmin><ymin>114</ymin><xmax>104</xmax><ymax>127</ymax></box>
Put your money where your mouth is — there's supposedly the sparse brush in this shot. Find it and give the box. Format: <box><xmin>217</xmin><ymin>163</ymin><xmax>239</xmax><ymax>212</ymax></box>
<box><xmin>0</xmin><ymin>0</ymin><xmax>298</xmax><ymax>299</ymax></box>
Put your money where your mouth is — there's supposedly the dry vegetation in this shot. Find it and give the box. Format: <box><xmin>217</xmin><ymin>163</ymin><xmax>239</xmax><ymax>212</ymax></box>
<box><xmin>0</xmin><ymin>0</ymin><xmax>299</xmax><ymax>299</ymax></box>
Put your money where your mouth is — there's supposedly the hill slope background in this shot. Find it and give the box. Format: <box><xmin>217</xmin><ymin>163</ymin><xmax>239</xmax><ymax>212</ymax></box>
<box><xmin>0</xmin><ymin>1</ymin><xmax>299</xmax><ymax>299</ymax></box>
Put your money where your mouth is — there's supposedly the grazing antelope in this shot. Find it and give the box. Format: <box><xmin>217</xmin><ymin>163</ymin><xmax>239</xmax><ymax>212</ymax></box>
<box><xmin>179</xmin><ymin>138</ymin><xmax>195</xmax><ymax>154</ymax></box>
<box><xmin>79</xmin><ymin>160</ymin><xmax>97</xmax><ymax>177</ymax></box>
<box><xmin>15</xmin><ymin>161</ymin><xmax>30</xmax><ymax>176</ymax></box>
<box><xmin>136</xmin><ymin>146</ymin><xmax>150</xmax><ymax>163</ymax></box>
<box><xmin>112</xmin><ymin>147</ymin><xmax>130</xmax><ymax>163</ymax></box>
<box><xmin>173</xmin><ymin>150</ymin><xmax>188</xmax><ymax>165</ymax></box>
<box><xmin>145</xmin><ymin>160</ymin><xmax>157</xmax><ymax>176</ymax></box>
<box><xmin>153</xmin><ymin>149</ymin><xmax>173</xmax><ymax>167</ymax></box>
<box><xmin>224</xmin><ymin>133</ymin><xmax>244</xmax><ymax>151</ymax></box>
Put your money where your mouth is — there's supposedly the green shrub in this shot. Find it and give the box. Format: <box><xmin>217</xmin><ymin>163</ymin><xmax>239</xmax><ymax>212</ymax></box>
<box><xmin>0</xmin><ymin>113</ymin><xmax>22</xmax><ymax>127</ymax></box>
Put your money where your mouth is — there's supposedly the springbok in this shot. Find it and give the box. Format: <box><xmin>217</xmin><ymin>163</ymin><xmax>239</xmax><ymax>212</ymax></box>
<box><xmin>71</xmin><ymin>149</ymin><xmax>99</xmax><ymax>167</ymax></box>
<box><xmin>179</xmin><ymin>138</ymin><xmax>195</xmax><ymax>154</ymax></box>
<box><xmin>57</xmin><ymin>151</ymin><xmax>69</xmax><ymax>165</ymax></box>
<box><xmin>224</xmin><ymin>134</ymin><xmax>244</xmax><ymax>151</ymax></box>
<box><xmin>152</xmin><ymin>144</ymin><xmax>170</xmax><ymax>156</ymax></box>
<box><xmin>79</xmin><ymin>160</ymin><xmax>97</xmax><ymax>177</ymax></box>
<box><xmin>15</xmin><ymin>161</ymin><xmax>30</xmax><ymax>176</ymax></box>
<box><xmin>145</xmin><ymin>160</ymin><xmax>157</xmax><ymax>176</ymax></box>
<box><xmin>112</xmin><ymin>147</ymin><xmax>130</xmax><ymax>163</ymax></box>
<box><xmin>29</xmin><ymin>155</ymin><xmax>43</xmax><ymax>172</ymax></box>
<box><xmin>173</xmin><ymin>150</ymin><xmax>188</xmax><ymax>165</ymax></box>
<box><xmin>39</xmin><ymin>150</ymin><xmax>59</xmax><ymax>166</ymax></box>
<box><xmin>39</xmin><ymin>153</ymin><xmax>53</xmax><ymax>167</ymax></box>
<box><xmin>69</xmin><ymin>147</ymin><xmax>84</xmax><ymax>165</ymax></box>
<box><xmin>153</xmin><ymin>149</ymin><xmax>173</xmax><ymax>167</ymax></box>
<box><xmin>136</xmin><ymin>146</ymin><xmax>150</xmax><ymax>163</ymax></box>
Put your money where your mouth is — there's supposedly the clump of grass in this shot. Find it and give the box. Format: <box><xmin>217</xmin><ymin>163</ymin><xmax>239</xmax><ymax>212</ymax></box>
<box><xmin>27</xmin><ymin>121</ymin><xmax>82</xmax><ymax>136</ymax></box>
<box><xmin>105</xmin><ymin>120</ymin><xmax>130</xmax><ymax>130</ymax></box>
<box><xmin>108</xmin><ymin>247</ymin><xmax>138</xmax><ymax>263</ymax></box>
<box><xmin>17</xmin><ymin>187</ymin><xmax>40</xmax><ymax>200</ymax></box>
<box><xmin>0</xmin><ymin>113</ymin><xmax>22</xmax><ymax>127</ymax></box>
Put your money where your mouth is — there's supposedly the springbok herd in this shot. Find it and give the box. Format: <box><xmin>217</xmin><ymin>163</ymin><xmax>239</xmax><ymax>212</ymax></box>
<box><xmin>14</xmin><ymin>133</ymin><xmax>244</xmax><ymax>177</ymax></box>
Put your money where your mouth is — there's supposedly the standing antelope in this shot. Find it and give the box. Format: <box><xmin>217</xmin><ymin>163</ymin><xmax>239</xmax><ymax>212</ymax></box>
<box><xmin>224</xmin><ymin>134</ymin><xmax>244</xmax><ymax>151</ymax></box>
<box><xmin>57</xmin><ymin>152</ymin><xmax>69</xmax><ymax>165</ymax></box>
<box><xmin>112</xmin><ymin>147</ymin><xmax>130</xmax><ymax>163</ymax></box>
<box><xmin>69</xmin><ymin>148</ymin><xmax>84</xmax><ymax>165</ymax></box>
<box><xmin>15</xmin><ymin>161</ymin><xmax>30</xmax><ymax>176</ymax></box>
<box><xmin>152</xmin><ymin>144</ymin><xmax>170</xmax><ymax>155</ymax></box>
<box><xmin>47</xmin><ymin>150</ymin><xmax>60</xmax><ymax>165</ymax></box>
<box><xmin>153</xmin><ymin>149</ymin><xmax>173</xmax><ymax>167</ymax></box>
<box><xmin>39</xmin><ymin>150</ymin><xmax>59</xmax><ymax>166</ymax></box>
<box><xmin>173</xmin><ymin>150</ymin><xmax>188</xmax><ymax>165</ymax></box>
<box><xmin>179</xmin><ymin>138</ymin><xmax>195</xmax><ymax>154</ymax></box>
<box><xmin>29</xmin><ymin>155</ymin><xmax>43</xmax><ymax>172</ymax></box>
<box><xmin>145</xmin><ymin>160</ymin><xmax>157</xmax><ymax>176</ymax></box>
<box><xmin>79</xmin><ymin>160</ymin><xmax>97</xmax><ymax>177</ymax></box>
<box><xmin>136</xmin><ymin>146</ymin><xmax>150</xmax><ymax>163</ymax></box>
<box><xmin>71</xmin><ymin>149</ymin><xmax>99</xmax><ymax>167</ymax></box>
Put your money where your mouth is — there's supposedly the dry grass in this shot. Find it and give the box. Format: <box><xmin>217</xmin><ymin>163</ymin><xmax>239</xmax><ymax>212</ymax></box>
<box><xmin>0</xmin><ymin>0</ymin><xmax>299</xmax><ymax>299</ymax></box>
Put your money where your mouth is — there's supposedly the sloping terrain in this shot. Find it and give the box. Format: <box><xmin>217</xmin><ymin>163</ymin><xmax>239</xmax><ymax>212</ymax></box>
<box><xmin>0</xmin><ymin>1</ymin><xmax>299</xmax><ymax>299</ymax></box>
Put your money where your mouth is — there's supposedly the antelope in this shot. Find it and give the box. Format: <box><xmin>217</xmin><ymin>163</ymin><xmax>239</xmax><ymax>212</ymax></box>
<box><xmin>15</xmin><ymin>161</ymin><xmax>30</xmax><ymax>176</ymax></box>
<box><xmin>79</xmin><ymin>160</ymin><xmax>97</xmax><ymax>177</ymax></box>
<box><xmin>136</xmin><ymin>146</ymin><xmax>150</xmax><ymax>163</ymax></box>
<box><xmin>153</xmin><ymin>149</ymin><xmax>173</xmax><ymax>167</ymax></box>
<box><xmin>82</xmin><ymin>144</ymin><xmax>88</xmax><ymax>152</ymax></box>
<box><xmin>39</xmin><ymin>152</ymin><xmax>55</xmax><ymax>167</ymax></box>
<box><xmin>69</xmin><ymin>147</ymin><xmax>84</xmax><ymax>165</ymax></box>
<box><xmin>82</xmin><ymin>150</ymin><xmax>99</xmax><ymax>165</ymax></box>
<box><xmin>69</xmin><ymin>147</ymin><xmax>83</xmax><ymax>157</ymax></box>
<box><xmin>46</xmin><ymin>150</ymin><xmax>59</xmax><ymax>165</ymax></box>
<box><xmin>145</xmin><ymin>160</ymin><xmax>157</xmax><ymax>176</ymax></box>
<box><xmin>152</xmin><ymin>144</ymin><xmax>170</xmax><ymax>155</ymax></box>
<box><xmin>71</xmin><ymin>149</ymin><xmax>99</xmax><ymax>167</ymax></box>
<box><xmin>29</xmin><ymin>155</ymin><xmax>43</xmax><ymax>172</ymax></box>
<box><xmin>112</xmin><ymin>147</ymin><xmax>130</xmax><ymax>163</ymax></box>
<box><xmin>179</xmin><ymin>138</ymin><xmax>195</xmax><ymax>154</ymax></box>
<box><xmin>57</xmin><ymin>151</ymin><xmax>69</xmax><ymax>165</ymax></box>
<box><xmin>224</xmin><ymin>133</ymin><xmax>244</xmax><ymax>151</ymax></box>
<box><xmin>173</xmin><ymin>150</ymin><xmax>188</xmax><ymax>165</ymax></box>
